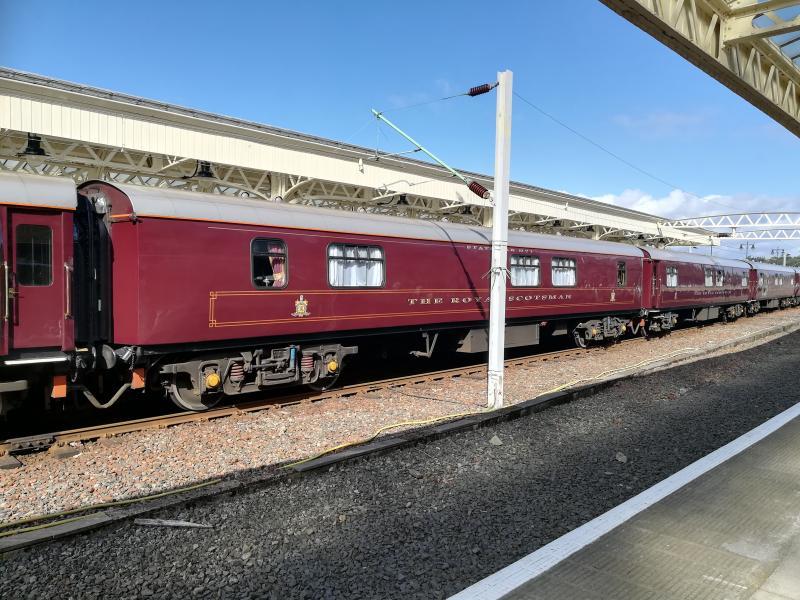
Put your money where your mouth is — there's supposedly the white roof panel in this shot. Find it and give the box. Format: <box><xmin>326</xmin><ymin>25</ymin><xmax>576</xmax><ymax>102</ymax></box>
<box><xmin>644</xmin><ymin>247</ymin><xmax>751</xmax><ymax>269</ymax></box>
<box><xmin>748</xmin><ymin>261</ymin><xmax>796</xmax><ymax>274</ymax></box>
<box><xmin>104</xmin><ymin>182</ymin><xmax>646</xmax><ymax>257</ymax></box>
<box><xmin>0</xmin><ymin>171</ymin><xmax>76</xmax><ymax>209</ymax></box>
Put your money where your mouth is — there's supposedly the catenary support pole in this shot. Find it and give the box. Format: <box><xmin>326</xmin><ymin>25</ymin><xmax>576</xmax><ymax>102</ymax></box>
<box><xmin>487</xmin><ymin>70</ymin><xmax>513</xmax><ymax>410</ymax></box>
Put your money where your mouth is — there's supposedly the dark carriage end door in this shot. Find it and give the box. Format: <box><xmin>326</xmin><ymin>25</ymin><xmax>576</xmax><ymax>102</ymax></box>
<box><xmin>9</xmin><ymin>210</ymin><xmax>65</xmax><ymax>349</ymax></box>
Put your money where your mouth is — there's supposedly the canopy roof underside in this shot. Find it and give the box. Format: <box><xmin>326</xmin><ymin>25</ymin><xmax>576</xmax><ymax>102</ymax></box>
<box><xmin>0</xmin><ymin>67</ymin><xmax>715</xmax><ymax>246</ymax></box>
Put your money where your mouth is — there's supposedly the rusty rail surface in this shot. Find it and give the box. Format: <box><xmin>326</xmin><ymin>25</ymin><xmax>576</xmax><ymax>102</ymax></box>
<box><xmin>1</xmin><ymin>345</ymin><xmax>610</xmax><ymax>458</ymax></box>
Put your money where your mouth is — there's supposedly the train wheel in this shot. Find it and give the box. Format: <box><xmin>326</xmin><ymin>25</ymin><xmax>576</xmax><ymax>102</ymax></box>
<box><xmin>573</xmin><ymin>329</ymin><xmax>588</xmax><ymax>349</ymax></box>
<box><xmin>169</xmin><ymin>379</ymin><xmax>221</xmax><ymax>411</ymax></box>
<box><xmin>308</xmin><ymin>370</ymin><xmax>341</xmax><ymax>392</ymax></box>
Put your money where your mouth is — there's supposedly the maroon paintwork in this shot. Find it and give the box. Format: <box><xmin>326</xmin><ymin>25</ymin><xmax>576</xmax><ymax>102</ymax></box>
<box><xmin>3</xmin><ymin>207</ymin><xmax>73</xmax><ymax>352</ymax></box>
<box><xmin>2</xmin><ymin>179</ymin><xmax>799</xmax><ymax>363</ymax></box>
<box><xmin>647</xmin><ymin>257</ymin><xmax>750</xmax><ymax>311</ymax></box>
<box><xmin>105</xmin><ymin>210</ymin><xmax>645</xmax><ymax>346</ymax></box>
<box><xmin>752</xmin><ymin>265</ymin><xmax>796</xmax><ymax>301</ymax></box>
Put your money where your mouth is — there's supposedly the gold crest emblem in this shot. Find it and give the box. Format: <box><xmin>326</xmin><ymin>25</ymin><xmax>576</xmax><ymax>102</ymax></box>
<box><xmin>292</xmin><ymin>295</ymin><xmax>310</xmax><ymax>318</ymax></box>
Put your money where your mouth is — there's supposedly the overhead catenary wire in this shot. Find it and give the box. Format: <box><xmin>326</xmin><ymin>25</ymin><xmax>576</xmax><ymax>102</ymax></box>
<box><xmin>380</xmin><ymin>82</ymin><xmax>498</xmax><ymax>113</ymax></box>
<box><xmin>512</xmin><ymin>91</ymin><xmax>739</xmax><ymax>214</ymax></box>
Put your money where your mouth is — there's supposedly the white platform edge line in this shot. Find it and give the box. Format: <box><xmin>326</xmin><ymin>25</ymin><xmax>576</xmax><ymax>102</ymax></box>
<box><xmin>448</xmin><ymin>401</ymin><xmax>800</xmax><ymax>600</ymax></box>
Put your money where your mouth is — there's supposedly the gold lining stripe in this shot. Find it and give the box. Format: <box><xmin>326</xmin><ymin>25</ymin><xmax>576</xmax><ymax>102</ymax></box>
<box><xmin>209</xmin><ymin>301</ymin><xmax>622</xmax><ymax>327</ymax></box>
<box><xmin>0</xmin><ymin>201</ymin><xmax>76</xmax><ymax>211</ymax></box>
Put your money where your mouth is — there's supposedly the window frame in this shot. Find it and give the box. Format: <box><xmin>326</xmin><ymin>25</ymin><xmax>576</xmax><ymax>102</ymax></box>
<box><xmin>616</xmin><ymin>261</ymin><xmax>627</xmax><ymax>287</ymax></box>
<box><xmin>15</xmin><ymin>224</ymin><xmax>53</xmax><ymax>287</ymax></box>
<box><xmin>250</xmin><ymin>238</ymin><xmax>288</xmax><ymax>289</ymax></box>
<box><xmin>551</xmin><ymin>256</ymin><xmax>577</xmax><ymax>288</ymax></box>
<box><xmin>509</xmin><ymin>254</ymin><xmax>541</xmax><ymax>288</ymax></box>
<box><xmin>327</xmin><ymin>243</ymin><xmax>386</xmax><ymax>289</ymax></box>
<box><xmin>665</xmin><ymin>266</ymin><xmax>678</xmax><ymax>288</ymax></box>
<box><xmin>704</xmin><ymin>267</ymin><xmax>714</xmax><ymax>287</ymax></box>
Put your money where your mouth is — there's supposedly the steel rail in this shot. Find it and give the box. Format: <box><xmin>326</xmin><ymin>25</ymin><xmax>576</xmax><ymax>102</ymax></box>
<box><xmin>0</xmin><ymin>345</ymin><xmax>614</xmax><ymax>459</ymax></box>
<box><xmin>9</xmin><ymin>313</ymin><xmax>749</xmax><ymax>460</ymax></box>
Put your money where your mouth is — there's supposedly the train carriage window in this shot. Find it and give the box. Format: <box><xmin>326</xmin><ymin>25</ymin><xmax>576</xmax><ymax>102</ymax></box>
<box><xmin>716</xmin><ymin>269</ymin><xmax>724</xmax><ymax>287</ymax></box>
<box><xmin>666</xmin><ymin>266</ymin><xmax>678</xmax><ymax>288</ymax></box>
<box><xmin>616</xmin><ymin>261</ymin><xmax>626</xmax><ymax>287</ymax></box>
<box><xmin>704</xmin><ymin>267</ymin><xmax>714</xmax><ymax>287</ymax></box>
<box><xmin>759</xmin><ymin>273</ymin><xmax>765</xmax><ymax>288</ymax></box>
<box><xmin>16</xmin><ymin>225</ymin><xmax>52</xmax><ymax>286</ymax></box>
<box><xmin>328</xmin><ymin>244</ymin><xmax>384</xmax><ymax>288</ymax></box>
<box><xmin>741</xmin><ymin>273</ymin><xmax>748</xmax><ymax>287</ymax></box>
<box><xmin>510</xmin><ymin>255</ymin><xmax>540</xmax><ymax>287</ymax></box>
<box><xmin>551</xmin><ymin>257</ymin><xmax>577</xmax><ymax>287</ymax></box>
<box><xmin>251</xmin><ymin>239</ymin><xmax>287</xmax><ymax>288</ymax></box>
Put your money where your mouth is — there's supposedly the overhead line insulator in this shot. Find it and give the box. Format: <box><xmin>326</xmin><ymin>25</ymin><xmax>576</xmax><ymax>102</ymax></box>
<box><xmin>467</xmin><ymin>83</ymin><xmax>498</xmax><ymax>97</ymax></box>
<box><xmin>468</xmin><ymin>180</ymin><xmax>491</xmax><ymax>199</ymax></box>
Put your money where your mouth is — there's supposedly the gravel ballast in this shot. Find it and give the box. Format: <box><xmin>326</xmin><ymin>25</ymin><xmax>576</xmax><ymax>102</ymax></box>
<box><xmin>2</xmin><ymin>325</ymin><xmax>800</xmax><ymax>599</ymax></box>
<box><xmin>2</xmin><ymin>309</ymin><xmax>799</xmax><ymax>527</ymax></box>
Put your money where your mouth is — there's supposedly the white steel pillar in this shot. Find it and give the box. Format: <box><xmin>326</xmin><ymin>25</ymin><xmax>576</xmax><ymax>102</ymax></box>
<box><xmin>487</xmin><ymin>70</ymin><xmax>513</xmax><ymax>410</ymax></box>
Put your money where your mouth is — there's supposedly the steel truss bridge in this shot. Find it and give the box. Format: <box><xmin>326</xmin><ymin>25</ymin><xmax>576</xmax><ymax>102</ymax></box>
<box><xmin>666</xmin><ymin>212</ymin><xmax>800</xmax><ymax>238</ymax></box>
<box><xmin>0</xmin><ymin>68</ymin><xmax>713</xmax><ymax>247</ymax></box>
<box><xmin>602</xmin><ymin>0</ymin><xmax>800</xmax><ymax>136</ymax></box>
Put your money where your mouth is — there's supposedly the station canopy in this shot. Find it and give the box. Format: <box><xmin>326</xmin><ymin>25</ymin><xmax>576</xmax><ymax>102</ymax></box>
<box><xmin>0</xmin><ymin>67</ymin><xmax>715</xmax><ymax>246</ymax></box>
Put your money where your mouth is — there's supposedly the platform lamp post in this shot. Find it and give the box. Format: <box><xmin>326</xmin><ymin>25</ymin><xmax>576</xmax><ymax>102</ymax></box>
<box><xmin>372</xmin><ymin>70</ymin><xmax>513</xmax><ymax>410</ymax></box>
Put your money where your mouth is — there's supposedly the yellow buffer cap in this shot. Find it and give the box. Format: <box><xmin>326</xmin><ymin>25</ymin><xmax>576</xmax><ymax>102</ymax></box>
<box><xmin>205</xmin><ymin>372</ymin><xmax>221</xmax><ymax>388</ymax></box>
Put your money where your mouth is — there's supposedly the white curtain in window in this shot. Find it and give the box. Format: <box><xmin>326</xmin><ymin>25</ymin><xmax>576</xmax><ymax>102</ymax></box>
<box><xmin>666</xmin><ymin>269</ymin><xmax>678</xmax><ymax>287</ymax></box>
<box><xmin>367</xmin><ymin>247</ymin><xmax>383</xmax><ymax>286</ymax></box>
<box><xmin>510</xmin><ymin>256</ymin><xmax>539</xmax><ymax>286</ymax></box>
<box><xmin>552</xmin><ymin>258</ymin><xmax>576</xmax><ymax>286</ymax></box>
<box><xmin>329</xmin><ymin>245</ymin><xmax>344</xmax><ymax>286</ymax></box>
<box><xmin>329</xmin><ymin>244</ymin><xmax>383</xmax><ymax>287</ymax></box>
<box><xmin>344</xmin><ymin>246</ymin><xmax>360</xmax><ymax>286</ymax></box>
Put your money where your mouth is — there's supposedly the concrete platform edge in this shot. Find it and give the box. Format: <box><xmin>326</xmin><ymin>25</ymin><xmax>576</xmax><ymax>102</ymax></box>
<box><xmin>447</xmin><ymin>400</ymin><xmax>800</xmax><ymax>600</ymax></box>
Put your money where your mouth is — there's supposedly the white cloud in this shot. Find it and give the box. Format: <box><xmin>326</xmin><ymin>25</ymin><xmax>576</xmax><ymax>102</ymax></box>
<box><xmin>590</xmin><ymin>188</ymin><xmax>800</xmax><ymax>259</ymax></box>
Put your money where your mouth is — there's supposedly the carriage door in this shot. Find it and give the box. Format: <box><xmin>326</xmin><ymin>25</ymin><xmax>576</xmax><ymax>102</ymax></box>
<box><xmin>8</xmin><ymin>210</ymin><xmax>65</xmax><ymax>349</ymax></box>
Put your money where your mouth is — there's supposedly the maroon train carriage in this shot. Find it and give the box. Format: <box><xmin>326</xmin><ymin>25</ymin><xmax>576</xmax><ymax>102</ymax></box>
<box><xmin>76</xmin><ymin>180</ymin><xmax>648</xmax><ymax>410</ymax></box>
<box><xmin>0</xmin><ymin>171</ymin><xmax>798</xmax><ymax>416</ymax></box>
<box><xmin>748</xmin><ymin>262</ymin><xmax>797</xmax><ymax>311</ymax></box>
<box><xmin>643</xmin><ymin>249</ymin><xmax>753</xmax><ymax>325</ymax></box>
<box><xmin>0</xmin><ymin>173</ymin><xmax>76</xmax><ymax>417</ymax></box>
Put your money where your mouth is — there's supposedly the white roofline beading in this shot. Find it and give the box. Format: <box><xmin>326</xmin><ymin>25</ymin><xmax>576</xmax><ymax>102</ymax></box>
<box><xmin>0</xmin><ymin>170</ymin><xmax>76</xmax><ymax>208</ymax></box>
<box><xmin>96</xmin><ymin>181</ymin><xmax>647</xmax><ymax>257</ymax></box>
<box><xmin>748</xmin><ymin>261</ymin><xmax>797</xmax><ymax>274</ymax></box>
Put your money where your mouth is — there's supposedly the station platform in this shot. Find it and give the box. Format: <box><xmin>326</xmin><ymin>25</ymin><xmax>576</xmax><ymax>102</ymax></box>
<box><xmin>452</xmin><ymin>403</ymin><xmax>800</xmax><ymax>600</ymax></box>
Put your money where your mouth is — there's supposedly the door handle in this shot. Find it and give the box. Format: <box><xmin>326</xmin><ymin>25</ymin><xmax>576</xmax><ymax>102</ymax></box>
<box><xmin>2</xmin><ymin>261</ymin><xmax>8</xmax><ymax>322</ymax></box>
<box><xmin>64</xmin><ymin>263</ymin><xmax>72</xmax><ymax>319</ymax></box>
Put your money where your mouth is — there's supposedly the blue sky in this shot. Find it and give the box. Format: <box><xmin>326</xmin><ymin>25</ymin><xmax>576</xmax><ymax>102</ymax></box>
<box><xmin>1</xmin><ymin>0</ymin><xmax>798</xmax><ymax>258</ymax></box>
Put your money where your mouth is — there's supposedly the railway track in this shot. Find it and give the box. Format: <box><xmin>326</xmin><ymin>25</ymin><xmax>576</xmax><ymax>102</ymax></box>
<box><xmin>5</xmin><ymin>311</ymin><xmax>766</xmax><ymax>462</ymax></box>
<box><xmin>1</xmin><ymin>344</ymin><xmax>612</xmax><ymax>460</ymax></box>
